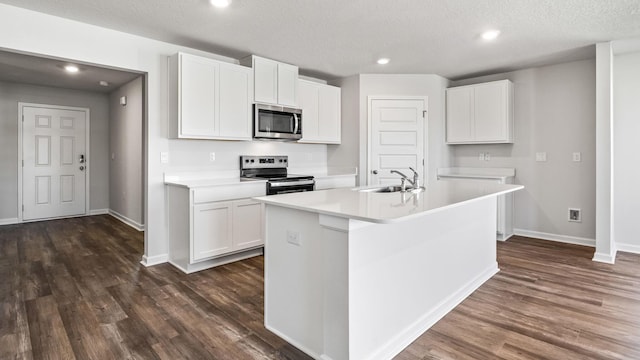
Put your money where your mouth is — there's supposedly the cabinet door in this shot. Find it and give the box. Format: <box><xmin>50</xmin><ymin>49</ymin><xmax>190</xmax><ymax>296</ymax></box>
<box><xmin>277</xmin><ymin>62</ymin><xmax>299</xmax><ymax>107</ymax></box>
<box><xmin>219</xmin><ymin>63</ymin><xmax>253</xmax><ymax>140</ymax></box>
<box><xmin>232</xmin><ymin>199</ymin><xmax>264</xmax><ymax>251</ymax></box>
<box><xmin>254</xmin><ymin>57</ymin><xmax>278</xmax><ymax>105</ymax></box>
<box><xmin>446</xmin><ymin>86</ymin><xmax>473</xmax><ymax>143</ymax></box>
<box><xmin>298</xmin><ymin>80</ymin><xmax>319</xmax><ymax>141</ymax></box>
<box><xmin>474</xmin><ymin>82</ymin><xmax>508</xmax><ymax>142</ymax></box>
<box><xmin>192</xmin><ymin>202</ymin><xmax>233</xmax><ymax>261</ymax></box>
<box><xmin>180</xmin><ymin>54</ymin><xmax>218</xmax><ymax>137</ymax></box>
<box><xmin>318</xmin><ymin>85</ymin><xmax>341</xmax><ymax>143</ymax></box>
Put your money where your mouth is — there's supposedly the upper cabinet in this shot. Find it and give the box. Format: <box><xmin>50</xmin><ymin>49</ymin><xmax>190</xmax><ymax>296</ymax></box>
<box><xmin>298</xmin><ymin>79</ymin><xmax>341</xmax><ymax>144</ymax></box>
<box><xmin>446</xmin><ymin>79</ymin><xmax>514</xmax><ymax>144</ymax></box>
<box><xmin>168</xmin><ymin>52</ymin><xmax>253</xmax><ymax>140</ymax></box>
<box><xmin>241</xmin><ymin>55</ymin><xmax>299</xmax><ymax>107</ymax></box>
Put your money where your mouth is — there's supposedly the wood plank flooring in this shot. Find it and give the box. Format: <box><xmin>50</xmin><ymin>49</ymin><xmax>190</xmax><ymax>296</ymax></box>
<box><xmin>1</xmin><ymin>215</ymin><xmax>639</xmax><ymax>359</ymax></box>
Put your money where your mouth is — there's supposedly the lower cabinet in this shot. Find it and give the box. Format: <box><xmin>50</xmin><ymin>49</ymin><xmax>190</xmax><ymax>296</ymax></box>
<box><xmin>167</xmin><ymin>183</ymin><xmax>265</xmax><ymax>274</ymax></box>
<box><xmin>192</xmin><ymin>199</ymin><xmax>263</xmax><ymax>261</ymax></box>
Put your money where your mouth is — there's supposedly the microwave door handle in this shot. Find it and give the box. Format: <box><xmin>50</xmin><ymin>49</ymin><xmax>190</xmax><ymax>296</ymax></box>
<box><xmin>293</xmin><ymin>114</ymin><xmax>299</xmax><ymax>135</ymax></box>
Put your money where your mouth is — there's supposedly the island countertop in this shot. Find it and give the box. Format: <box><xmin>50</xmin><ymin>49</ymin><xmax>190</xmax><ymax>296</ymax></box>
<box><xmin>254</xmin><ymin>181</ymin><xmax>523</xmax><ymax>224</ymax></box>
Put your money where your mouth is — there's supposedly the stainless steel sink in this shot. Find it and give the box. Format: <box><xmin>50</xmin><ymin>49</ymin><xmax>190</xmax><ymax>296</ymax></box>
<box><xmin>358</xmin><ymin>185</ymin><xmax>426</xmax><ymax>193</ymax></box>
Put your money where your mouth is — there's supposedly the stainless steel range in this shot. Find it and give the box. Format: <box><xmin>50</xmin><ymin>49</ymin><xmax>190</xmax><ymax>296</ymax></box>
<box><xmin>240</xmin><ymin>155</ymin><xmax>315</xmax><ymax>195</ymax></box>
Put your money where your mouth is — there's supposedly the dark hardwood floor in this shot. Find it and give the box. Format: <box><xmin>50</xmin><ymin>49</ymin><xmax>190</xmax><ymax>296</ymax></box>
<box><xmin>1</xmin><ymin>215</ymin><xmax>639</xmax><ymax>359</ymax></box>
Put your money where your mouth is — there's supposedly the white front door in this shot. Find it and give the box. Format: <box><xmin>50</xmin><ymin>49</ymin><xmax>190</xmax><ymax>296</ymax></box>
<box><xmin>22</xmin><ymin>105</ymin><xmax>87</xmax><ymax>221</ymax></box>
<box><xmin>369</xmin><ymin>98</ymin><xmax>426</xmax><ymax>186</ymax></box>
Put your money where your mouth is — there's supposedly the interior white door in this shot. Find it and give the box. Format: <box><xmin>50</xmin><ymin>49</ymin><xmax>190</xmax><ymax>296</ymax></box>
<box><xmin>22</xmin><ymin>106</ymin><xmax>87</xmax><ymax>220</ymax></box>
<box><xmin>369</xmin><ymin>98</ymin><xmax>425</xmax><ymax>186</ymax></box>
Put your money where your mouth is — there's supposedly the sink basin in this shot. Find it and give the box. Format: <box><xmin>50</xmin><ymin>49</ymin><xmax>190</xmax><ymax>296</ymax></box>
<box><xmin>358</xmin><ymin>185</ymin><xmax>426</xmax><ymax>193</ymax></box>
<box><xmin>359</xmin><ymin>185</ymin><xmax>407</xmax><ymax>193</ymax></box>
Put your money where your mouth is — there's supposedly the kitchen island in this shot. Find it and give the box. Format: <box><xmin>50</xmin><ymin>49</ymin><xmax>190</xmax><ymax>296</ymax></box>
<box><xmin>254</xmin><ymin>181</ymin><xmax>523</xmax><ymax>360</ymax></box>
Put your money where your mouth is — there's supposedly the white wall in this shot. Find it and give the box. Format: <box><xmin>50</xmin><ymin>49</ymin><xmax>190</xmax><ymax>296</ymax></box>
<box><xmin>109</xmin><ymin>76</ymin><xmax>144</xmax><ymax>228</ymax></box>
<box><xmin>612</xmin><ymin>50</ymin><xmax>640</xmax><ymax>252</ymax></box>
<box><xmin>0</xmin><ymin>4</ymin><xmax>329</xmax><ymax>264</ymax></box>
<box><xmin>450</xmin><ymin>59</ymin><xmax>597</xmax><ymax>241</ymax></box>
<box><xmin>0</xmin><ymin>80</ymin><xmax>110</xmax><ymax>221</ymax></box>
<box><xmin>329</xmin><ymin>74</ymin><xmax>451</xmax><ymax>186</ymax></box>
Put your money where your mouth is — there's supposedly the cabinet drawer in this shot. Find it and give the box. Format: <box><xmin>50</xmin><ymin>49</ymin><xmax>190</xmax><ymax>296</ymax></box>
<box><xmin>193</xmin><ymin>182</ymin><xmax>266</xmax><ymax>203</ymax></box>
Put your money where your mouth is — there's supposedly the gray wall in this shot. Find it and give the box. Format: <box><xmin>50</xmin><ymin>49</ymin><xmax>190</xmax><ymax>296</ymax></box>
<box><xmin>450</xmin><ymin>59</ymin><xmax>596</xmax><ymax>240</ymax></box>
<box><xmin>109</xmin><ymin>76</ymin><xmax>144</xmax><ymax>226</ymax></box>
<box><xmin>613</xmin><ymin>50</ymin><xmax>640</xmax><ymax>250</ymax></box>
<box><xmin>0</xmin><ymin>81</ymin><xmax>110</xmax><ymax>220</ymax></box>
<box><xmin>329</xmin><ymin>74</ymin><xmax>451</xmax><ymax>186</ymax></box>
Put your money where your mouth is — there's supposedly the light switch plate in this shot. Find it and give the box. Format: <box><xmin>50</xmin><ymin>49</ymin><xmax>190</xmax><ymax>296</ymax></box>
<box><xmin>535</xmin><ymin>152</ymin><xmax>547</xmax><ymax>162</ymax></box>
<box><xmin>572</xmin><ymin>152</ymin><xmax>581</xmax><ymax>162</ymax></box>
<box><xmin>479</xmin><ymin>152</ymin><xmax>485</xmax><ymax>161</ymax></box>
<box><xmin>485</xmin><ymin>153</ymin><xmax>491</xmax><ymax>161</ymax></box>
<box><xmin>160</xmin><ymin>152</ymin><xmax>169</xmax><ymax>164</ymax></box>
<box><xmin>209</xmin><ymin>152</ymin><xmax>216</xmax><ymax>162</ymax></box>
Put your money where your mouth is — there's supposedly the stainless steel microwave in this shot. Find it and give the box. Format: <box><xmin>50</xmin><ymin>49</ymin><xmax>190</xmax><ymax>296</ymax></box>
<box><xmin>254</xmin><ymin>104</ymin><xmax>302</xmax><ymax>141</ymax></box>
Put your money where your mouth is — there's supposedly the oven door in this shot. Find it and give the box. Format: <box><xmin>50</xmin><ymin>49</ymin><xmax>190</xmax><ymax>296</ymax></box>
<box><xmin>267</xmin><ymin>179</ymin><xmax>315</xmax><ymax>195</ymax></box>
<box><xmin>254</xmin><ymin>104</ymin><xmax>302</xmax><ymax>140</ymax></box>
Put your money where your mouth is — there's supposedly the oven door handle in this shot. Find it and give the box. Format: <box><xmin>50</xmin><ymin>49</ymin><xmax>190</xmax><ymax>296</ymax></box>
<box><xmin>269</xmin><ymin>179</ymin><xmax>315</xmax><ymax>187</ymax></box>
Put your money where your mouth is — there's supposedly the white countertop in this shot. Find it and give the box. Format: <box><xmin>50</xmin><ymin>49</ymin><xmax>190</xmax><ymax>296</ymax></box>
<box><xmin>254</xmin><ymin>181</ymin><xmax>523</xmax><ymax>224</ymax></box>
<box><xmin>437</xmin><ymin>167</ymin><xmax>515</xmax><ymax>181</ymax></box>
<box><xmin>163</xmin><ymin>168</ymin><xmax>356</xmax><ymax>189</ymax></box>
<box><xmin>164</xmin><ymin>177</ymin><xmax>266</xmax><ymax>188</ymax></box>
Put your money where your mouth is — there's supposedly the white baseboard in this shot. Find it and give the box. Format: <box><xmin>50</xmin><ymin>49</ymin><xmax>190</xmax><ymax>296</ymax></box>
<box><xmin>0</xmin><ymin>217</ymin><xmax>19</xmax><ymax>226</ymax></box>
<box><xmin>88</xmin><ymin>208</ymin><xmax>109</xmax><ymax>215</ymax></box>
<box><xmin>108</xmin><ymin>210</ymin><xmax>144</xmax><ymax>231</ymax></box>
<box><xmin>592</xmin><ymin>252</ymin><xmax>616</xmax><ymax>264</ymax></box>
<box><xmin>513</xmin><ymin>229</ymin><xmax>595</xmax><ymax>247</ymax></box>
<box><xmin>140</xmin><ymin>254</ymin><xmax>168</xmax><ymax>267</ymax></box>
<box><xmin>616</xmin><ymin>243</ymin><xmax>640</xmax><ymax>255</ymax></box>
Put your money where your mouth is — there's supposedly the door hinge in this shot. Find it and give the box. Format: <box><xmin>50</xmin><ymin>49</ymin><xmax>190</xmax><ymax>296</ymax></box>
<box><xmin>422</xmin><ymin>110</ymin><xmax>427</xmax><ymax>118</ymax></box>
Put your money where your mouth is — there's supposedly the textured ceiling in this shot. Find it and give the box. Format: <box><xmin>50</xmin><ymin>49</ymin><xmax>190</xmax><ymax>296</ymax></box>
<box><xmin>1</xmin><ymin>0</ymin><xmax>640</xmax><ymax>81</ymax></box>
<box><xmin>0</xmin><ymin>50</ymin><xmax>142</xmax><ymax>93</ymax></box>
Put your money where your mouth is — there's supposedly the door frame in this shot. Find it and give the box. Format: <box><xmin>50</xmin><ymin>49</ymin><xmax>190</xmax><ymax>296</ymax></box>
<box><xmin>17</xmin><ymin>102</ymin><xmax>91</xmax><ymax>222</ymax></box>
<box><xmin>366</xmin><ymin>96</ymin><xmax>428</xmax><ymax>186</ymax></box>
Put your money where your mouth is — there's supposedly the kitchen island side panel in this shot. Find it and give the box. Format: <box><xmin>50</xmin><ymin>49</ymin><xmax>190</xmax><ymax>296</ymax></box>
<box><xmin>264</xmin><ymin>196</ymin><xmax>499</xmax><ymax>360</ymax></box>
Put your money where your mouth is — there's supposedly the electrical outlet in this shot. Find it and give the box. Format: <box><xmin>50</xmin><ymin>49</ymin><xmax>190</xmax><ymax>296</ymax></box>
<box><xmin>209</xmin><ymin>152</ymin><xmax>216</xmax><ymax>162</ymax></box>
<box><xmin>287</xmin><ymin>230</ymin><xmax>301</xmax><ymax>246</ymax></box>
<box><xmin>568</xmin><ymin>208</ymin><xmax>581</xmax><ymax>222</ymax></box>
<box><xmin>535</xmin><ymin>152</ymin><xmax>547</xmax><ymax>162</ymax></box>
<box><xmin>160</xmin><ymin>152</ymin><xmax>169</xmax><ymax>164</ymax></box>
<box><xmin>485</xmin><ymin>152</ymin><xmax>491</xmax><ymax>161</ymax></box>
<box><xmin>479</xmin><ymin>152</ymin><xmax>485</xmax><ymax>161</ymax></box>
<box><xmin>572</xmin><ymin>152</ymin><xmax>581</xmax><ymax>162</ymax></box>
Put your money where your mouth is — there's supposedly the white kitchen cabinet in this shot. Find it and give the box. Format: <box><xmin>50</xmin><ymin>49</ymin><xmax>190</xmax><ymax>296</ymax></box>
<box><xmin>446</xmin><ymin>79</ymin><xmax>513</xmax><ymax>144</ymax></box>
<box><xmin>166</xmin><ymin>181</ymin><xmax>265</xmax><ymax>273</ymax></box>
<box><xmin>298</xmin><ymin>79</ymin><xmax>341</xmax><ymax>144</ymax></box>
<box><xmin>192</xmin><ymin>201</ymin><xmax>233</xmax><ymax>261</ymax></box>
<box><xmin>168</xmin><ymin>52</ymin><xmax>253</xmax><ymax>140</ymax></box>
<box><xmin>241</xmin><ymin>55</ymin><xmax>298</xmax><ymax>107</ymax></box>
<box><xmin>232</xmin><ymin>199</ymin><xmax>264</xmax><ymax>250</ymax></box>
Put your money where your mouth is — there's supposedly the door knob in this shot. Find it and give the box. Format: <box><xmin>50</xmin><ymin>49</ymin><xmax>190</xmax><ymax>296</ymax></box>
<box><xmin>79</xmin><ymin>166</ymin><xmax>85</xmax><ymax>171</ymax></box>
<box><xmin>372</xmin><ymin>170</ymin><xmax>378</xmax><ymax>175</ymax></box>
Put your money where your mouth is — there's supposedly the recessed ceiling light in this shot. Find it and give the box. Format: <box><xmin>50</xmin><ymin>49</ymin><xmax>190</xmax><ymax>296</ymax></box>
<box><xmin>64</xmin><ymin>65</ymin><xmax>79</xmax><ymax>73</ymax></box>
<box><xmin>377</xmin><ymin>58</ymin><xmax>390</xmax><ymax>65</ymax></box>
<box><xmin>99</xmin><ymin>80</ymin><xmax>110</xmax><ymax>87</ymax></box>
<box><xmin>481</xmin><ymin>30</ymin><xmax>501</xmax><ymax>41</ymax></box>
<box><xmin>210</xmin><ymin>0</ymin><xmax>231</xmax><ymax>8</ymax></box>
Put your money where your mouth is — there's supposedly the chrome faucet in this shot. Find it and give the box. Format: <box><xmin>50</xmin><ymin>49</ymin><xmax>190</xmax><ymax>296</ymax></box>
<box><xmin>390</xmin><ymin>167</ymin><xmax>421</xmax><ymax>190</ymax></box>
